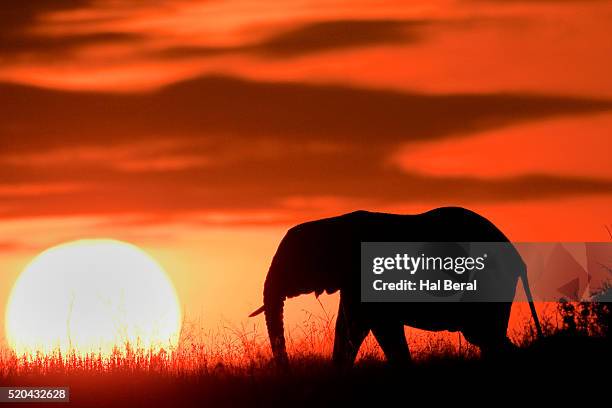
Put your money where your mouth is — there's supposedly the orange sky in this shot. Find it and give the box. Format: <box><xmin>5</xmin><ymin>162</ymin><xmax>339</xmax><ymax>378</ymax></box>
<box><xmin>0</xmin><ymin>0</ymin><xmax>611</xmax><ymax>344</ymax></box>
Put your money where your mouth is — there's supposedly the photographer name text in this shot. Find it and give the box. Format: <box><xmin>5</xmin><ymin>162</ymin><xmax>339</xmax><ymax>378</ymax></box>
<box><xmin>373</xmin><ymin>279</ymin><xmax>477</xmax><ymax>292</ymax></box>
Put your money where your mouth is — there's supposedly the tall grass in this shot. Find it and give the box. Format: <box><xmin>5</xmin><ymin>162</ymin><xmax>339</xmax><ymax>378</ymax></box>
<box><xmin>1</xmin><ymin>290</ymin><xmax>609</xmax><ymax>379</ymax></box>
<box><xmin>0</xmin><ymin>309</ymin><xmax>479</xmax><ymax>377</ymax></box>
<box><xmin>0</xmin><ymin>319</ymin><xmax>504</xmax><ymax>378</ymax></box>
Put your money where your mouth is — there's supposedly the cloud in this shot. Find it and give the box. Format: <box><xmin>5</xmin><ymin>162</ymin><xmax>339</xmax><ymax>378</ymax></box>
<box><xmin>0</xmin><ymin>1</ymin><xmax>92</xmax><ymax>32</ymax></box>
<box><xmin>253</xmin><ymin>19</ymin><xmax>423</xmax><ymax>57</ymax></box>
<box><xmin>0</xmin><ymin>1</ymin><xmax>150</xmax><ymax>62</ymax></box>
<box><xmin>2</xmin><ymin>74</ymin><xmax>611</xmax><ymax>150</ymax></box>
<box><xmin>158</xmin><ymin>19</ymin><xmax>426</xmax><ymax>60</ymax></box>
<box><xmin>390</xmin><ymin>114</ymin><xmax>612</xmax><ymax>179</ymax></box>
<box><xmin>0</xmin><ymin>32</ymin><xmax>143</xmax><ymax>59</ymax></box>
<box><xmin>2</xmin><ymin>142</ymin><xmax>209</xmax><ymax>173</ymax></box>
<box><xmin>0</xmin><ymin>74</ymin><xmax>611</xmax><ymax>220</ymax></box>
<box><xmin>1</xmin><ymin>5</ymin><xmax>428</xmax><ymax>64</ymax></box>
<box><xmin>0</xmin><ymin>182</ymin><xmax>84</xmax><ymax>198</ymax></box>
<box><xmin>0</xmin><ymin>167</ymin><xmax>611</xmax><ymax>220</ymax></box>
<box><xmin>0</xmin><ymin>1</ymin><xmax>97</xmax><ymax>59</ymax></box>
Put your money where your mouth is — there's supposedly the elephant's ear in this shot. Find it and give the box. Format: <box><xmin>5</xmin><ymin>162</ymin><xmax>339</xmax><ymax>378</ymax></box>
<box><xmin>271</xmin><ymin>224</ymin><xmax>345</xmax><ymax>299</ymax></box>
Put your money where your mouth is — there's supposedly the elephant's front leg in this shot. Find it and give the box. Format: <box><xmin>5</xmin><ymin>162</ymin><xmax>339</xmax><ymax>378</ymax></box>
<box><xmin>332</xmin><ymin>294</ymin><xmax>369</xmax><ymax>368</ymax></box>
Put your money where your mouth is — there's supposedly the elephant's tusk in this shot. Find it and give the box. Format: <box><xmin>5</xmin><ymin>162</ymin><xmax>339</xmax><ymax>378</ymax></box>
<box><xmin>249</xmin><ymin>305</ymin><xmax>265</xmax><ymax>317</ymax></box>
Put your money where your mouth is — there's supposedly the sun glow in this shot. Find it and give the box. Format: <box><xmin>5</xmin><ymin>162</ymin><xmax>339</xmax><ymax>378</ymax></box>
<box><xmin>5</xmin><ymin>239</ymin><xmax>182</xmax><ymax>356</ymax></box>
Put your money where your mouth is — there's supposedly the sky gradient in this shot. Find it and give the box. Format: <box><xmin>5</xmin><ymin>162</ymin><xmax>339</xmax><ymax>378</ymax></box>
<box><xmin>1</xmin><ymin>0</ymin><xmax>611</xmax><ymax>343</ymax></box>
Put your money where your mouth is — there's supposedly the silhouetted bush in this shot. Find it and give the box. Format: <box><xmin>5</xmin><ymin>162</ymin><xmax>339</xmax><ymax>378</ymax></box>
<box><xmin>558</xmin><ymin>282</ymin><xmax>611</xmax><ymax>338</ymax></box>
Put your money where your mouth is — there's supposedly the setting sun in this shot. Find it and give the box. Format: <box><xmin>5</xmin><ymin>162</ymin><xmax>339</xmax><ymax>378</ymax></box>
<box><xmin>5</xmin><ymin>239</ymin><xmax>181</xmax><ymax>356</ymax></box>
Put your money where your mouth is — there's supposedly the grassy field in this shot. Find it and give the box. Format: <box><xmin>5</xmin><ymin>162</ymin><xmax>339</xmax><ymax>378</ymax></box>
<box><xmin>0</xmin><ymin>300</ymin><xmax>609</xmax><ymax>407</ymax></box>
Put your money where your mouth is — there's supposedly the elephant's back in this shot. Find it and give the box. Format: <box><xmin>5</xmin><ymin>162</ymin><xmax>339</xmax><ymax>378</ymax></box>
<box><xmin>286</xmin><ymin>207</ymin><xmax>510</xmax><ymax>253</ymax></box>
<box><xmin>325</xmin><ymin>207</ymin><xmax>510</xmax><ymax>243</ymax></box>
<box><xmin>414</xmin><ymin>207</ymin><xmax>510</xmax><ymax>242</ymax></box>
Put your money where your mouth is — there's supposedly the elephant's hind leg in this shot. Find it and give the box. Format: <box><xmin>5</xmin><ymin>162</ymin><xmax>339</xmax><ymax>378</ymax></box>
<box><xmin>372</xmin><ymin>323</ymin><xmax>411</xmax><ymax>367</ymax></box>
<box><xmin>462</xmin><ymin>302</ymin><xmax>516</xmax><ymax>359</ymax></box>
<box><xmin>332</xmin><ymin>295</ymin><xmax>369</xmax><ymax>368</ymax></box>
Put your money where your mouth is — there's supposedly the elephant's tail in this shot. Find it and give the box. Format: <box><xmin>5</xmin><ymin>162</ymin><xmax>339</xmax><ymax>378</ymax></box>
<box><xmin>520</xmin><ymin>266</ymin><xmax>543</xmax><ymax>338</ymax></box>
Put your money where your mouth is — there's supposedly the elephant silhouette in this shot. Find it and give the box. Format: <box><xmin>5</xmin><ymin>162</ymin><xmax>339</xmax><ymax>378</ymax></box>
<box><xmin>250</xmin><ymin>207</ymin><xmax>542</xmax><ymax>367</ymax></box>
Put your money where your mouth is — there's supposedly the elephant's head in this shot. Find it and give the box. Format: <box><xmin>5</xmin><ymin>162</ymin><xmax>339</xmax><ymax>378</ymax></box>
<box><xmin>250</xmin><ymin>224</ymin><xmax>354</xmax><ymax>366</ymax></box>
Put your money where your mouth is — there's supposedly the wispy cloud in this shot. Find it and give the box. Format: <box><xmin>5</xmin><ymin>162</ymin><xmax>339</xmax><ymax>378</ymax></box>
<box><xmin>0</xmin><ymin>32</ymin><xmax>143</xmax><ymax>60</ymax></box>
<box><xmin>0</xmin><ymin>182</ymin><xmax>84</xmax><ymax>198</ymax></box>
<box><xmin>156</xmin><ymin>19</ymin><xmax>427</xmax><ymax>60</ymax></box>
<box><xmin>3</xmin><ymin>75</ymin><xmax>610</xmax><ymax>150</ymax></box>
<box><xmin>0</xmin><ymin>75</ymin><xmax>611</xmax><ymax>220</ymax></box>
<box><xmin>2</xmin><ymin>142</ymin><xmax>209</xmax><ymax>173</ymax></box>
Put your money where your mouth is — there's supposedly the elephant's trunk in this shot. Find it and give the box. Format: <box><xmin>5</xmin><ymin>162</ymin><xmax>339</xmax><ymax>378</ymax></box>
<box><xmin>263</xmin><ymin>287</ymin><xmax>289</xmax><ymax>367</ymax></box>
